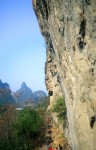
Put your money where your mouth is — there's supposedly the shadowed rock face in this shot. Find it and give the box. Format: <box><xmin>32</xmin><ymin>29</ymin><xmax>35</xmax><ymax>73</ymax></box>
<box><xmin>0</xmin><ymin>80</ymin><xmax>15</xmax><ymax>105</ymax></box>
<box><xmin>33</xmin><ymin>0</ymin><xmax>96</xmax><ymax>149</ymax></box>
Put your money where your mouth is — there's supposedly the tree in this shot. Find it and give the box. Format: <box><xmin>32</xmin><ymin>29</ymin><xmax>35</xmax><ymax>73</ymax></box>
<box><xmin>0</xmin><ymin>107</ymin><xmax>44</xmax><ymax>150</ymax></box>
<box><xmin>16</xmin><ymin>108</ymin><xmax>43</xmax><ymax>137</ymax></box>
<box><xmin>15</xmin><ymin>108</ymin><xmax>44</xmax><ymax>149</ymax></box>
<box><xmin>36</xmin><ymin>96</ymin><xmax>50</xmax><ymax>109</ymax></box>
<box><xmin>0</xmin><ymin>105</ymin><xmax>17</xmax><ymax>150</ymax></box>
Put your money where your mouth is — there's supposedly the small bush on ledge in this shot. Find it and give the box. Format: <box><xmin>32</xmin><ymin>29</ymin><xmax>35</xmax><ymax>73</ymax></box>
<box><xmin>52</xmin><ymin>96</ymin><xmax>67</xmax><ymax>123</ymax></box>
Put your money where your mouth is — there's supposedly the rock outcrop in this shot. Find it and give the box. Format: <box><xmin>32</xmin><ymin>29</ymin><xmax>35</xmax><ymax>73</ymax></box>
<box><xmin>33</xmin><ymin>0</ymin><xmax>96</xmax><ymax>149</ymax></box>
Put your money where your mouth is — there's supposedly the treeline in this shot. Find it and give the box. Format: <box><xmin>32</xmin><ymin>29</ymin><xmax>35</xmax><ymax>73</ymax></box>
<box><xmin>0</xmin><ymin>105</ymin><xmax>46</xmax><ymax>150</ymax></box>
<box><xmin>36</xmin><ymin>96</ymin><xmax>50</xmax><ymax>109</ymax></box>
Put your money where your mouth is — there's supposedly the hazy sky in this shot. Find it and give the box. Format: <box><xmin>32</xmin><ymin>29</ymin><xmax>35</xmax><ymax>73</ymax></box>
<box><xmin>0</xmin><ymin>0</ymin><xmax>47</xmax><ymax>92</ymax></box>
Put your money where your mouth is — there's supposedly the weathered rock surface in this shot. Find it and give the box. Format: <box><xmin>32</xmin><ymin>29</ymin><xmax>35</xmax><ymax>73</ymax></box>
<box><xmin>33</xmin><ymin>0</ymin><xmax>96</xmax><ymax>149</ymax></box>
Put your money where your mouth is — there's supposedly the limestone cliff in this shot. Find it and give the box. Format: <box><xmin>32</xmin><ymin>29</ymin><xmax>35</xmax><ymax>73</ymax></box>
<box><xmin>33</xmin><ymin>0</ymin><xmax>96</xmax><ymax>149</ymax></box>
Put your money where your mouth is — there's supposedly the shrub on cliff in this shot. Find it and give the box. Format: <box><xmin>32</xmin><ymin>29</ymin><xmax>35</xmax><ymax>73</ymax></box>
<box><xmin>52</xmin><ymin>97</ymin><xmax>67</xmax><ymax>122</ymax></box>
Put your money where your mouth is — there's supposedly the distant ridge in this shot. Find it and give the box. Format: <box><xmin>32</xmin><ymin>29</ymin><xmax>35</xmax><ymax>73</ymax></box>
<box><xmin>0</xmin><ymin>80</ymin><xmax>15</xmax><ymax>105</ymax></box>
<box><xmin>13</xmin><ymin>82</ymin><xmax>46</xmax><ymax>107</ymax></box>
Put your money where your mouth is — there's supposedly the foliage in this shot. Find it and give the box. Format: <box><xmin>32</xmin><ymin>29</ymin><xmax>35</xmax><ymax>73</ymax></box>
<box><xmin>16</xmin><ymin>108</ymin><xmax>43</xmax><ymax>137</ymax></box>
<box><xmin>52</xmin><ymin>97</ymin><xmax>67</xmax><ymax>122</ymax></box>
<box><xmin>0</xmin><ymin>106</ymin><xmax>44</xmax><ymax>150</ymax></box>
<box><xmin>0</xmin><ymin>105</ymin><xmax>17</xmax><ymax>150</ymax></box>
<box><xmin>36</xmin><ymin>96</ymin><xmax>50</xmax><ymax>110</ymax></box>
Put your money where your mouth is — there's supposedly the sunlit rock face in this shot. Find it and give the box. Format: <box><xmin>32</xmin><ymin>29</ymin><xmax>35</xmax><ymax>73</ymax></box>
<box><xmin>33</xmin><ymin>0</ymin><xmax>96</xmax><ymax>149</ymax></box>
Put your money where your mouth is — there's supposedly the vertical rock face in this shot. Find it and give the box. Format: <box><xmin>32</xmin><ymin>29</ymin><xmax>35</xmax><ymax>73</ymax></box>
<box><xmin>33</xmin><ymin>0</ymin><xmax>96</xmax><ymax>149</ymax></box>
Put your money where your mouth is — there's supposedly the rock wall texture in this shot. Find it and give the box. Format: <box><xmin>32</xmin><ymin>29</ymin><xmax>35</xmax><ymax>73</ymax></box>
<box><xmin>33</xmin><ymin>0</ymin><xmax>96</xmax><ymax>149</ymax></box>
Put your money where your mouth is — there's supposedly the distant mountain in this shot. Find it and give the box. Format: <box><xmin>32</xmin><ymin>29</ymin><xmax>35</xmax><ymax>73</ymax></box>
<box><xmin>13</xmin><ymin>82</ymin><xmax>47</xmax><ymax>106</ymax></box>
<box><xmin>0</xmin><ymin>80</ymin><xmax>15</xmax><ymax>105</ymax></box>
<box><xmin>13</xmin><ymin>82</ymin><xmax>34</xmax><ymax>103</ymax></box>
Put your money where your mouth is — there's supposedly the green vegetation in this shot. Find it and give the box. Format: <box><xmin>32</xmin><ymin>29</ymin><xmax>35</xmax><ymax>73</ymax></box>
<box><xmin>0</xmin><ymin>96</ymin><xmax>50</xmax><ymax>150</ymax></box>
<box><xmin>16</xmin><ymin>108</ymin><xmax>43</xmax><ymax>137</ymax></box>
<box><xmin>52</xmin><ymin>97</ymin><xmax>67</xmax><ymax>122</ymax></box>
<box><xmin>36</xmin><ymin>96</ymin><xmax>50</xmax><ymax>110</ymax></box>
<box><xmin>0</xmin><ymin>106</ymin><xmax>45</xmax><ymax>150</ymax></box>
<box><xmin>0</xmin><ymin>105</ymin><xmax>17</xmax><ymax>150</ymax></box>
